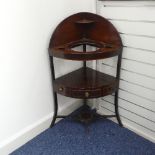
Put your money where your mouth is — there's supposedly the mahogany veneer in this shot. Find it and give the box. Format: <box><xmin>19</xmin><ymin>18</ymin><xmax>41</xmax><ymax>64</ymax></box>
<box><xmin>49</xmin><ymin>12</ymin><xmax>122</xmax><ymax>60</ymax></box>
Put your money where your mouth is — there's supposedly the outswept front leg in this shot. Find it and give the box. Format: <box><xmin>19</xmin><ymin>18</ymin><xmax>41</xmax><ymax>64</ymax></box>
<box><xmin>115</xmin><ymin>91</ymin><xmax>123</xmax><ymax>127</ymax></box>
<box><xmin>50</xmin><ymin>92</ymin><xmax>58</xmax><ymax>128</ymax></box>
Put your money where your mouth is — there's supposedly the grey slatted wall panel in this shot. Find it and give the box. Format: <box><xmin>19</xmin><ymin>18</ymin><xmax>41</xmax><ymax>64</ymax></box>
<box><xmin>97</xmin><ymin>0</ymin><xmax>155</xmax><ymax>142</ymax></box>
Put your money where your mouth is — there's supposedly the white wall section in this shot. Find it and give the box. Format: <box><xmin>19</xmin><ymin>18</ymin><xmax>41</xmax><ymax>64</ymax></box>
<box><xmin>0</xmin><ymin>0</ymin><xmax>95</xmax><ymax>154</ymax></box>
<box><xmin>97</xmin><ymin>0</ymin><xmax>155</xmax><ymax>142</ymax></box>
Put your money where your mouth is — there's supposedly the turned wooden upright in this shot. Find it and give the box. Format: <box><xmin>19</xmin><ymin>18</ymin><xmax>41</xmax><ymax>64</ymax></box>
<box><xmin>48</xmin><ymin>12</ymin><xmax>123</xmax><ymax>127</ymax></box>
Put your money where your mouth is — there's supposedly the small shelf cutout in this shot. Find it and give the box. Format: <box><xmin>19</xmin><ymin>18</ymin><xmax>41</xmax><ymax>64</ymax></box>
<box><xmin>75</xmin><ymin>19</ymin><xmax>95</xmax><ymax>25</ymax></box>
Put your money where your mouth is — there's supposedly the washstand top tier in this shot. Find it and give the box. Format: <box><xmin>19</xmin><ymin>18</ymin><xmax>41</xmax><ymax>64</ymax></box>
<box><xmin>49</xmin><ymin>12</ymin><xmax>122</xmax><ymax>61</ymax></box>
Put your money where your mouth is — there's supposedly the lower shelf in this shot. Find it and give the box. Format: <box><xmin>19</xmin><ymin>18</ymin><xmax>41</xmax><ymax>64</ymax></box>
<box><xmin>53</xmin><ymin>67</ymin><xmax>118</xmax><ymax>99</ymax></box>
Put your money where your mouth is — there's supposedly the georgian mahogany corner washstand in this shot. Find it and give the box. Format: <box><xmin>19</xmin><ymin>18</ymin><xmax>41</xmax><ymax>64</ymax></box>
<box><xmin>48</xmin><ymin>12</ymin><xmax>123</xmax><ymax>127</ymax></box>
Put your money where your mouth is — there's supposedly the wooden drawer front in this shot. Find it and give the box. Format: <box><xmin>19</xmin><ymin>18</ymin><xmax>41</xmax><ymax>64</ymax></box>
<box><xmin>71</xmin><ymin>89</ymin><xmax>102</xmax><ymax>99</ymax></box>
<box><xmin>54</xmin><ymin>86</ymin><xmax>71</xmax><ymax>97</ymax></box>
<box><xmin>54</xmin><ymin>82</ymin><xmax>118</xmax><ymax>99</ymax></box>
<box><xmin>102</xmin><ymin>86</ymin><xmax>116</xmax><ymax>96</ymax></box>
<box><xmin>54</xmin><ymin>85</ymin><xmax>117</xmax><ymax>99</ymax></box>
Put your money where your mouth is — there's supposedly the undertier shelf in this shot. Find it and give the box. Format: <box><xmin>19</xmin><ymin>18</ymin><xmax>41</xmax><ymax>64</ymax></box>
<box><xmin>53</xmin><ymin>67</ymin><xmax>118</xmax><ymax>99</ymax></box>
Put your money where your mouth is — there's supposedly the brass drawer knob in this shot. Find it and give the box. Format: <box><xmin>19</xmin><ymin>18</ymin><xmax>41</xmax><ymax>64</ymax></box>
<box><xmin>59</xmin><ymin>87</ymin><xmax>63</xmax><ymax>92</ymax></box>
<box><xmin>85</xmin><ymin>92</ymin><xmax>89</xmax><ymax>98</ymax></box>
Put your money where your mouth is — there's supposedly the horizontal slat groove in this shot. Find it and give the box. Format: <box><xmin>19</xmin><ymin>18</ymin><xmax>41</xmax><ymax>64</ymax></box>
<box><xmin>100</xmin><ymin>1</ymin><xmax>155</xmax><ymax>7</ymax></box>
<box><xmin>102</xmin><ymin>97</ymin><xmax>155</xmax><ymax>121</ymax></box>
<box><xmin>119</xmin><ymin>88</ymin><xmax>155</xmax><ymax>103</ymax></box>
<box><xmin>100</xmin><ymin>103</ymin><xmax>155</xmax><ymax>133</ymax></box>
<box><xmin>123</xmin><ymin>46</ymin><xmax>155</xmax><ymax>53</ymax></box>
<box><xmin>120</xmin><ymin>79</ymin><xmax>155</xmax><ymax>91</ymax></box>
<box><xmin>99</xmin><ymin>6</ymin><xmax>155</xmax><ymax>22</ymax></box>
<box><xmin>102</xmin><ymin>60</ymin><xmax>155</xmax><ymax>71</ymax></box>
<box><xmin>103</xmin><ymin>58</ymin><xmax>155</xmax><ymax>67</ymax></box>
<box><xmin>121</xmin><ymin>80</ymin><xmax>155</xmax><ymax>101</ymax></box>
<box><xmin>112</xmin><ymin>19</ymin><xmax>155</xmax><ymax>37</ymax></box>
<box><xmin>99</xmin><ymin>64</ymin><xmax>155</xmax><ymax>101</ymax></box>
<box><xmin>104</xmin><ymin>5</ymin><xmax>155</xmax><ymax>8</ymax></box>
<box><xmin>107</xmin><ymin>94</ymin><xmax>155</xmax><ymax>113</ymax></box>
<box><xmin>118</xmin><ymin>89</ymin><xmax>155</xmax><ymax>110</ymax></box>
<box><xmin>122</xmin><ymin>48</ymin><xmax>155</xmax><ymax>65</ymax></box>
<box><xmin>121</xmin><ymin>68</ymin><xmax>155</xmax><ymax>80</ymax></box>
<box><xmin>100</xmin><ymin>106</ymin><xmax>155</xmax><ymax>133</ymax></box>
<box><xmin>123</xmin><ymin>58</ymin><xmax>155</xmax><ymax>66</ymax></box>
<box><xmin>105</xmin><ymin>51</ymin><xmax>155</xmax><ymax>66</ymax></box>
<box><xmin>109</xmin><ymin>18</ymin><xmax>155</xmax><ymax>23</ymax></box>
<box><xmin>102</xmin><ymin>99</ymin><xmax>155</xmax><ymax>124</ymax></box>
<box><xmin>121</xmin><ymin>34</ymin><xmax>155</xmax><ymax>52</ymax></box>
<box><xmin>102</xmin><ymin>63</ymin><xmax>155</xmax><ymax>80</ymax></box>
<box><xmin>119</xmin><ymin>32</ymin><xmax>155</xmax><ymax>39</ymax></box>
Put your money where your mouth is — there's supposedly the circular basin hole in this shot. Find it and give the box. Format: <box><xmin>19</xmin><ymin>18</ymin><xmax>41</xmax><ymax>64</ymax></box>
<box><xmin>71</xmin><ymin>45</ymin><xmax>100</xmax><ymax>52</ymax></box>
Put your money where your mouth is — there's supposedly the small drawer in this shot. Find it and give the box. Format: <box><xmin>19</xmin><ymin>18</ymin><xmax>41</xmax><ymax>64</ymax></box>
<box><xmin>71</xmin><ymin>89</ymin><xmax>102</xmax><ymax>99</ymax></box>
<box><xmin>102</xmin><ymin>86</ymin><xmax>116</xmax><ymax>96</ymax></box>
